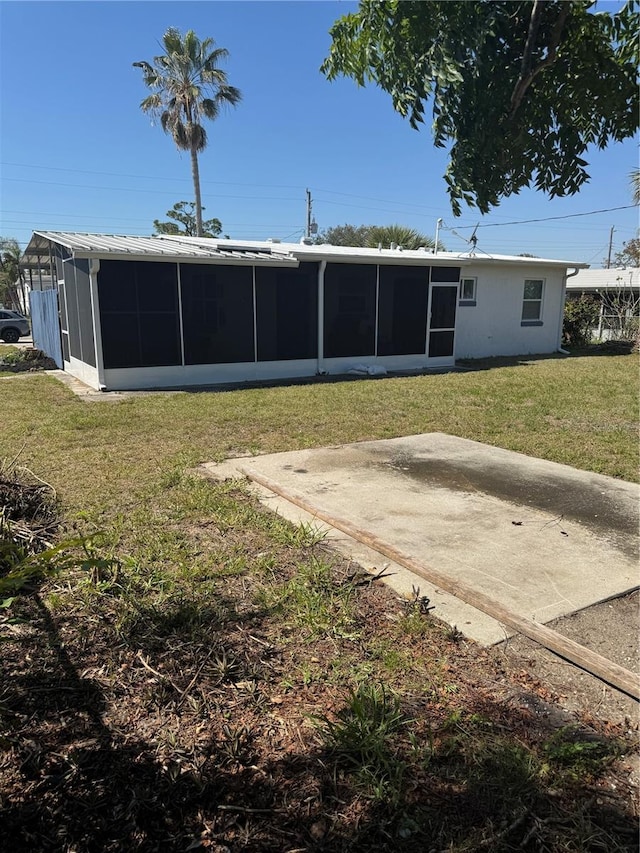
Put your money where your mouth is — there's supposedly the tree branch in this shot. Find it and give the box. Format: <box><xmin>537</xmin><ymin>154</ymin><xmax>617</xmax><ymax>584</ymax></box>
<box><xmin>510</xmin><ymin>1</ymin><xmax>570</xmax><ymax>116</ymax></box>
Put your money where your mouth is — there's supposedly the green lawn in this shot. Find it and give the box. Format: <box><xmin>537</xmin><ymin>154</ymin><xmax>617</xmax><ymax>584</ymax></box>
<box><xmin>0</xmin><ymin>352</ymin><xmax>637</xmax><ymax>517</ymax></box>
<box><xmin>1</xmin><ymin>351</ymin><xmax>638</xmax><ymax>852</ymax></box>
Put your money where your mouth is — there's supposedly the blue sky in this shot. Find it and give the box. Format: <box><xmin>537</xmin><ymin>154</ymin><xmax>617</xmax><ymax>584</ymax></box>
<box><xmin>0</xmin><ymin>0</ymin><xmax>637</xmax><ymax>264</ymax></box>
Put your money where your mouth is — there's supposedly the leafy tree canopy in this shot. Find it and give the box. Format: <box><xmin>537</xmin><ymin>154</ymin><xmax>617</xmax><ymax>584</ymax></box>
<box><xmin>322</xmin><ymin>1</ymin><xmax>639</xmax><ymax>215</ymax></box>
<box><xmin>317</xmin><ymin>223</ymin><xmax>438</xmax><ymax>250</ymax></box>
<box><xmin>613</xmin><ymin>237</ymin><xmax>640</xmax><ymax>267</ymax></box>
<box><xmin>154</xmin><ymin>201</ymin><xmax>223</xmax><ymax>238</ymax></box>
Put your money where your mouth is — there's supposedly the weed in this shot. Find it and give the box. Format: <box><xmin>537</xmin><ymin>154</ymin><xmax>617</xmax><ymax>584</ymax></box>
<box><xmin>466</xmin><ymin>739</ymin><xmax>540</xmax><ymax>817</ymax></box>
<box><xmin>219</xmin><ymin>724</ymin><xmax>254</xmax><ymax>766</ymax></box>
<box><xmin>543</xmin><ymin>726</ymin><xmax>622</xmax><ymax>775</ymax></box>
<box><xmin>210</xmin><ymin>648</ymin><xmax>243</xmax><ymax>682</ymax></box>
<box><xmin>315</xmin><ymin>682</ymin><xmax>412</xmax><ymax>803</ymax></box>
<box><xmin>446</xmin><ymin>624</ymin><xmax>465</xmax><ymax>644</ymax></box>
<box><xmin>258</xmin><ymin>557</ymin><xmax>358</xmax><ymax>640</ymax></box>
<box><xmin>271</xmin><ymin>518</ymin><xmax>328</xmax><ymax>548</ymax></box>
<box><xmin>409</xmin><ymin>584</ymin><xmax>435</xmax><ymax>616</ymax></box>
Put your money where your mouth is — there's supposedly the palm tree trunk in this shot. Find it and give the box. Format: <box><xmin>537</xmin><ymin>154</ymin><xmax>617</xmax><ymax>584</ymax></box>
<box><xmin>190</xmin><ymin>146</ymin><xmax>204</xmax><ymax>237</ymax></box>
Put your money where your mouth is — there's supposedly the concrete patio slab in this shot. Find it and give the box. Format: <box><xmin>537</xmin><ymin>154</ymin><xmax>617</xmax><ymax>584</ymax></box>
<box><xmin>204</xmin><ymin>433</ymin><xmax>639</xmax><ymax>646</ymax></box>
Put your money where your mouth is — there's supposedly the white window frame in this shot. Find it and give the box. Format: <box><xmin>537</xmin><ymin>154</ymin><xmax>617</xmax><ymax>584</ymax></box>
<box><xmin>459</xmin><ymin>277</ymin><xmax>477</xmax><ymax>305</ymax></box>
<box><xmin>521</xmin><ymin>278</ymin><xmax>545</xmax><ymax>325</ymax></box>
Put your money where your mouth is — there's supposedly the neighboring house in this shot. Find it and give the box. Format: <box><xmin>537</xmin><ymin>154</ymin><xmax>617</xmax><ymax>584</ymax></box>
<box><xmin>21</xmin><ymin>231</ymin><xmax>587</xmax><ymax>392</ymax></box>
<box><xmin>565</xmin><ymin>267</ymin><xmax>639</xmax><ymax>340</ymax></box>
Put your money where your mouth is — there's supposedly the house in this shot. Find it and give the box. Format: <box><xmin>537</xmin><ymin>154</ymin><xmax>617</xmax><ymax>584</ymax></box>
<box><xmin>565</xmin><ymin>267</ymin><xmax>639</xmax><ymax>340</ymax></box>
<box><xmin>21</xmin><ymin>231</ymin><xmax>587</xmax><ymax>391</ymax></box>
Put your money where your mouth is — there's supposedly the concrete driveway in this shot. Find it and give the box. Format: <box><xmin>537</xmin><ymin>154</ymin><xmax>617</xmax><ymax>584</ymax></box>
<box><xmin>206</xmin><ymin>433</ymin><xmax>639</xmax><ymax>647</ymax></box>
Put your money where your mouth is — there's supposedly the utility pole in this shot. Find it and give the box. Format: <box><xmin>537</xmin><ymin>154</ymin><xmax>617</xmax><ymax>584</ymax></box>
<box><xmin>306</xmin><ymin>189</ymin><xmax>312</xmax><ymax>239</ymax></box>
<box><xmin>606</xmin><ymin>225</ymin><xmax>615</xmax><ymax>268</ymax></box>
<box><xmin>305</xmin><ymin>189</ymin><xmax>317</xmax><ymax>240</ymax></box>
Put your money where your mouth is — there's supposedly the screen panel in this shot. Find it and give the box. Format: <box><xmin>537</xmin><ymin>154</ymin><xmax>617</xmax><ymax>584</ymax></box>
<box><xmin>62</xmin><ymin>259</ymin><xmax>81</xmax><ymax>359</ymax></box>
<box><xmin>431</xmin><ymin>266</ymin><xmax>461</xmax><ymax>283</ymax></box>
<box><xmin>98</xmin><ymin>260</ymin><xmax>181</xmax><ymax>369</ymax></box>
<box><xmin>256</xmin><ymin>262</ymin><xmax>318</xmax><ymax>361</ymax></box>
<box><xmin>428</xmin><ymin>330</ymin><xmax>455</xmax><ymax>357</ymax></box>
<box><xmin>324</xmin><ymin>263</ymin><xmax>376</xmax><ymax>358</ymax></box>
<box><xmin>75</xmin><ymin>260</ymin><xmax>96</xmax><ymax>367</ymax></box>
<box><xmin>430</xmin><ymin>286</ymin><xmax>457</xmax><ymax>329</ymax></box>
<box><xmin>181</xmin><ymin>264</ymin><xmax>254</xmax><ymax>365</ymax></box>
<box><xmin>378</xmin><ymin>265</ymin><xmax>429</xmax><ymax>356</ymax></box>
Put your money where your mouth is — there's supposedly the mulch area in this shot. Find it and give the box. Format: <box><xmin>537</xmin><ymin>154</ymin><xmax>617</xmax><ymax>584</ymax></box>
<box><xmin>1</xmin><ymin>484</ymin><xmax>638</xmax><ymax>852</ymax></box>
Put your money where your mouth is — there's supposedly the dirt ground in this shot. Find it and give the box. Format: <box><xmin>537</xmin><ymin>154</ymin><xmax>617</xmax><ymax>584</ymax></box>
<box><xmin>490</xmin><ymin>590</ymin><xmax>639</xmax><ymax>729</ymax></box>
<box><xmin>2</xmin><ymin>545</ymin><xmax>638</xmax><ymax>852</ymax></box>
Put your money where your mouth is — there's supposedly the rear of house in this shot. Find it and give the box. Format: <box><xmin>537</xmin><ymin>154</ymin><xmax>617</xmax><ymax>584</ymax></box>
<box><xmin>21</xmin><ymin>232</ymin><xmax>585</xmax><ymax>391</ymax></box>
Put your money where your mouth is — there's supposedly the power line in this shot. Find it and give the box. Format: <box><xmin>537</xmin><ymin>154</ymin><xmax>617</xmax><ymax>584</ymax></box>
<box><xmin>1</xmin><ymin>161</ymin><xmax>306</xmax><ymax>192</ymax></box>
<box><xmin>3</xmin><ymin>177</ymin><xmax>302</xmax><ymax>202</ymax></box>
<box><xmin>1</xmin><ymin>161</ymin><xmax>445</xmax><ymax>214</ymax></box>
<box><xmin>449</xmin><ymin>205</ymin><xmax>638</xmax><ymax>229</ymax></box>
<box><xmin>4</xmin><ymin>163</ymin><xmax>639</xmax><ymax>226</ymax></box>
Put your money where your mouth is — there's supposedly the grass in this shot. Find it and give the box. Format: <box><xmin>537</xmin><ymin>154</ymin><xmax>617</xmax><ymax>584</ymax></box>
<box><xmin>0</xmin><ymin>351</ymin><xmax>637</xmax><ymax>520</ymax></box>
<box><xmin>1</xmin><ymin>349</ymin><xmax>638</xmax><ymax>852</ymax></box>
<box><xmin>315</xmin><ymin>682</ymin><xmax>411</xmax><ymax>804</ymax></box>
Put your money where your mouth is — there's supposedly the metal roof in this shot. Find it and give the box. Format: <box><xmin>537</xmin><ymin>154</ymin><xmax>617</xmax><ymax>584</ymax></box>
<box><xmin>175</xmin><ymin>237</ymin><xmax>588</xmax><ymax>268</ymax></box>
<box><xmin>21</xmin><ymin>231</ymin><xmax>299</xmax><ymax>268</ymax></box>
<box><xmin>21</xmin><ymin>231</ymin><xmax>588</xmax><ymax>271</ymax></box>
<box><xmin>565</xmin><ymin>267</ymin><xmax>639</xmax><ymax>291</ymax></box>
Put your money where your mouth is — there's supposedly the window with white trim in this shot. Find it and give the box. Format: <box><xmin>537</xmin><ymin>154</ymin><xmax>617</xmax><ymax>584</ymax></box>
<box><xmin>459</xmin><ymin>277</ymin><xmax>477</xmax><ymax>305</ymax></box>
<box><xmin>521</xmin><ymin>279</ymin><xmax>544</xmax><ymax>324</ymax></box>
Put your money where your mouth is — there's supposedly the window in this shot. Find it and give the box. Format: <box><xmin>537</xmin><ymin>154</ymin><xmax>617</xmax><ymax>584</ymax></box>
<box><xmin>521</xmin><ymin>279</ymin><xmax>544</xmax><ymax>325</ymax></box>
<box><xmin>459</xmin><ymin>277</ymin><xmax>477</xmax><ymax>305</ymax></box>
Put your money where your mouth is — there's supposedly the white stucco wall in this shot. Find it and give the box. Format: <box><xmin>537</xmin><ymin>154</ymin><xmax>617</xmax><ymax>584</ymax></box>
<box><xmin>101</xmin><ymin>359</ymin><xmax>320</xmax><ymax>391</ymax></box>
<box><xmin>454</xmin><ymin>264</ymin><xmax>565</xmax><ymax>359</ymax></box>
<box><xmin>64</xmin><ymin>355</ymin><xmax>100</xmax><ymax>389</ymax></box>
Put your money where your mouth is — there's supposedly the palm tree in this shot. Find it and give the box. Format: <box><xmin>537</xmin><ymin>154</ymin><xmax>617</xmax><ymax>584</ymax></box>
<box><xmin>364</xmin><ymin>225</ymin><xmax>436</xmax><ymax>251</ymax></box>
<box><xmin>631</xmin><ymin>168</ymin><xmax>640</xmax><ymax>205</ymax></box>
<box><xmin>0</xmin><ymin>238</ymin><xmax>26</xmax><ymax>312</ymax></box>
<box><xmin>134</xmin><ymin>28</ymin><xmax>241</xmax><ymax>237</ymax></box>
<box><xmin>319</xmin><ymin>224</ymin><xmax>438</xmax><ymax>250</ymax></box>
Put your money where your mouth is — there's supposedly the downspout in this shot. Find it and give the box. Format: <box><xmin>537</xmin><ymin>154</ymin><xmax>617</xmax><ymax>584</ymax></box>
<box><xmin>317</xmin><ymin>259</ymin><xmax>326</xmax><ymax>374</ymax></box>
<box><xmin>557</xmin><ymin>267</ymin><xmax>580</xmax><ymax>354</ymax></box>
<box><xmin>89</xmin><ymin>258</ymin><xmax>107</xmax><ymax>390</ymax></box>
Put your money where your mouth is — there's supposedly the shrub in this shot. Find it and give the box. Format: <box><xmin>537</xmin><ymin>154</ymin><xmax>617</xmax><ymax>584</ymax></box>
<box><xmin>563</xmin><ymin>295</ymin><xmax>599</xmax><ymax>347</ymax></box>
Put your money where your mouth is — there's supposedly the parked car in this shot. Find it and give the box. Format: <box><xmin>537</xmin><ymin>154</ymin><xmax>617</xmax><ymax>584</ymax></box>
<box><xmin>0</xmin><ymin>310</ymin><xmax>30</xmax><ymax>343</ymax></box>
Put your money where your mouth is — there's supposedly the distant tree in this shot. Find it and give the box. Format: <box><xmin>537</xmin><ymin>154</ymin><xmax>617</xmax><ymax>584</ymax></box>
<box><xmin>322</xmin><ymin>1</ymin><xmax>639</xmax><ymax>215</ymax></box>
<box><xmin>154</xmin><ymin>201</ymin><xmax>223</xmax><ymax>238</ymax></box>
<box><xmin>0</xmin><ymin>238</ymin><xmax>27</xmax><ymax>313</ymax></box>
<box><xmin>318</xmin><ymin>223</ymin><xmax>438</xmax><ymax>250</ymax></box>
<box><xmin>316</xmin><ymin>224</ymin><xmax>370</xmax><ymax>246</ymax></box>
<box><xmin>612</xmin><ymin>237</ymin><xmax>640</xmax><ymax>267</ymax></box>
<box><xmin>134</xmin><ymin>28</ymin><xmax>241</xmax><ymax>237</ymax></box>
<box><xmin>518</xmin><ymin>253</ymin><xmax>539</xmax><ymax>258</ymax></box>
